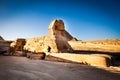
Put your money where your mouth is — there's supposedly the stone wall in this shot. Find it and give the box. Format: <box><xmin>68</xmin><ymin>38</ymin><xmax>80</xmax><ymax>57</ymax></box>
<box><xmin>49</xmin><ymin>53</ymin><xmax>112</xmax><ymax>67</ymax></box>
<box><xmin>24</xmin><ymin>36</ymin><xmax>50</xmax><ymax>53</ymax></box>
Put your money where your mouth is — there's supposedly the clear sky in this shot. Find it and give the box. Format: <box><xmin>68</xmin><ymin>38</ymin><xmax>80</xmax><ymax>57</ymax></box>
<box><xmin>0</xmin><ymin>0</ymin><xmax>120</xmax><ymax>40</ymax></box>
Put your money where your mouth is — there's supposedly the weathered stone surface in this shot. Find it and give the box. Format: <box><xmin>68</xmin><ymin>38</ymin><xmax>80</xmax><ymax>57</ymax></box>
<box><xmin>9</xmin><ymin>19</ymin><xmax>120</xmax><ymax>67</ymax></box>
<box><xmin>24</xmin><ymin>36</ymin><xmax>50</xmax><ymax>53</ymax></box>
<box><xmin>10</xmin><ymin>39</ymin><xmax>26</xmax><ymax>56</ymax></box>
<box><xmin>49</xmin><ymin>53</ymin><xmax>112</xmax><ymax>67</ymax></box>
<box><xmin>24</xmin><ymin>20</ymin><xmax>75</xmax><ymax>53</ymax></box>
<box><xmin>48</xmin><ymin>20</ymin><xmax>74</xmax><ymax>52</ymax></box>
<box><xmin>0</xmin><ymin>37</ymin><xmax>12</xmax><ymax>55</ymax></box>
<box><xmin>12</xmin><ymin>51</ymin><xmax>26</xmax><ymax>56</ymax></box>
<box><xmin>10</xmin><ymin>38</ymin><xmax>26</xmax><ymax>51</ymax></box>
<box><xmin>26</xmin><ymin>52</ymin><xmax>46</xmax><ymax>60</ymax></box>
<box><xmin>68</xmin><ymin>40</ymin><xmax>120</xmax><ymax>52</ymax></box>
<box><xmin>12</xmin><ymin>20</ymin><xmax>120</xmax><ymax>54</ymax></box>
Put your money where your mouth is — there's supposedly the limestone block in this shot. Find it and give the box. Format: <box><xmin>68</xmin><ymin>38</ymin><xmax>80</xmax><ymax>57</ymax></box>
<box><xmin>10</xmin><ymin>39</ymin><xmax>26</xmax><ymax>52</ymax></box>
<box><xmin>49</xmin><ymin>53</ymin><xmax>112</xmax><ymax>67</ymax></box>
<box><xmin>26</xmin><ymin>52</ymin><xmax>46</xmax><ymax>60</ymax></box>
<box><xmin>12</xmin><ymin>51</ymin><xmax>26</xmax><ymax>57</ymax></box>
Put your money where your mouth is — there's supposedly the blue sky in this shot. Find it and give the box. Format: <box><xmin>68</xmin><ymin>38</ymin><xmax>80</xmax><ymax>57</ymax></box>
<box><xmin>0</xmin><ymin>0</ymin><xmax>120</xmax><ymax>40</ymax></box>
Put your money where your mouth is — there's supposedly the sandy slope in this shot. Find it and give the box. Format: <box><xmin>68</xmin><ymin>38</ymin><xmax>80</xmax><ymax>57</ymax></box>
<box><xmin>0</xmin><ymin>56</ymin><xmax>119</xmax><ymax>80</ymax></box>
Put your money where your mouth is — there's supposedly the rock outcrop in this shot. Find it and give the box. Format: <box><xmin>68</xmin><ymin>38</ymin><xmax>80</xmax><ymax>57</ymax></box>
<box><xmin>26</xmin><ymin>52</ymin><xmax>46</xmax><ymax>60</ymax></box>
<box><xmin>0</xmin><ymin>36</ymin><xmax>12</xmax><ymax>55</ymax></box>
<box><xmin>10</xmin><ymin>38</ymin><xmax>26</xmax><ymax>56</ymax></box>
<box><xmin>0</xmin><ymin>36</ymin><xmax>4</xmax><ymax>41</ymax></box>
<box><xmin>10</xmin><ymin>38</ymin><xmax>26</xmax><ymax>51</ymax></box>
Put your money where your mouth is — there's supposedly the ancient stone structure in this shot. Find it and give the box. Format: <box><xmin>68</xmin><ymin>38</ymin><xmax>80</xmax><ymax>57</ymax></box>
<box><xmin>49</xmin><ymin>53</ymin><xmax>112</xmax><ymax>67</ymax></box>
<box><xmin>11</xmin><ymin>19</ymin><xmax>120</xmax><ymax>54</ymax></box>
<box><xmin>27</xmin><ymin>52</ymin><xmax>46</xmax><ymax>60</ymax></box>
<box><xmin>48</xmin><ymin>20</ymin><xmax>74</xmax><ymax>52</ymax></box>
<box><xmin>9</xmin><ymin>19</ymin><xmax>120</xmax><ymax>67</ymax></box>
<box><xmin>10</xmin><ymin>39</ymin><xmax>26</xmax><ymax>56</ymax></box>
<box><xmin>24</xmin><ymin>36</ymin><xmax>50</xmax><ymax>53</ymax></box>
<box><xmin>24</xmin><ymin>20</ymin><xmax>76</xmax><ymax>53</ymax></box>
<box><xmin>10</xmin><ymin>39</ymin><xmax>26</xmax><ymax>51</ymax></box>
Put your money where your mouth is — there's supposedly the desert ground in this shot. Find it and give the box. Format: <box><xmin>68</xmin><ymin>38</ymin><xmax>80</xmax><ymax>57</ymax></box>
<box><xmin>0</xmin><ymin>56</ymin><xmax>120</xmax><ymax>80</ymax></box>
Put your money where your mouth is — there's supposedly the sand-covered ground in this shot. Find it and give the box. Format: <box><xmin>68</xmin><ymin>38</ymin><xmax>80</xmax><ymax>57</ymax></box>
<box><xmin>0</xmin><ymin>56</ymin><xmax>119</xmax><ymax>80</ymax></box>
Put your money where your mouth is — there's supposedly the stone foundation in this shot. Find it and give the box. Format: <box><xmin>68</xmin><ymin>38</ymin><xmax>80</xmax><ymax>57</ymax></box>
<box><xmin>49</xmin><ymin>53</ymin><xmax>112</xmax><ymax>67</ymax></box>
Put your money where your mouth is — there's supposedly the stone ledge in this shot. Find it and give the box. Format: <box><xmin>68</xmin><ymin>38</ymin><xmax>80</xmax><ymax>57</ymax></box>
<box><xmin>48</xmin><ymin>53</ymin><xmax>112</xmax><ymax>67</ymax></box>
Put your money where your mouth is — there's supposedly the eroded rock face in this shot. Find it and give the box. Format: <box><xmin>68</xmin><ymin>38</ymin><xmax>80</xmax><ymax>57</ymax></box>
<box><xmin>0</xmin><ymin>36</ymin><xmax>12</xmax><ymax>55</ymax></box>
<box><xmin>0</xmin><ymin>36</ymin><xmax>4</xmax><ymax>41</ymax></box>
<box><xmin>24</xmin><ymin>36</ymin><xmax>50</xmax><ymax>53</ymax></box>
<box><xmin>10</xmin><ymin>39</ymin><xmax>26</xmax><ymax>56</ymax></box>
<box><xmin>26</xmin><ymin>52</ymin><xmax>46</xmax><ymax>60</ymax></box>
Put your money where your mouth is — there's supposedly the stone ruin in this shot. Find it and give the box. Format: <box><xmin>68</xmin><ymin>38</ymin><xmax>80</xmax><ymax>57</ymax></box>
<box><xmin>10</xmin><ymin>39</ymin><xmax>26</xmax><ymax>56</ymax></box>
<box><xmin>9</xmin><ymin>19</ymin><xmax>76</xmax><ymax>59</ymax></box>
<box><xmin>48</xmin><ymin>20</ymin><xmax>75</xmax><ymax>52</ymax></box>
<box><xmin>23</xmin><ymin>19</ymin><xmax>76</xmax><ymax>53</ymax></box>
<box><xmin>5</xmin><ymin>19</ymin><xmax>120</xmax><ymax>67</ymax></box>
<box><xmin>11</xmin><ymin>19</ymin><xmax>120</xmax><ymax>54</ymax></box>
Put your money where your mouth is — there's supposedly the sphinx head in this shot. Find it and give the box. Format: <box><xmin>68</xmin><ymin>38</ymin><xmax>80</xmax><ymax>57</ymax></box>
<box><xmin>48</xmin><ymin>19</ymin><xmax>65</xmax><ymax>31</ymax></box>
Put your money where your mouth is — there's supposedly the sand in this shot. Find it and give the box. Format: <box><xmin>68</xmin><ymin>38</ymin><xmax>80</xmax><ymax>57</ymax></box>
<box><xmin>0</xmin><ymin>56</ymin><xmax>120</xmax><ymax>80</ymax></box>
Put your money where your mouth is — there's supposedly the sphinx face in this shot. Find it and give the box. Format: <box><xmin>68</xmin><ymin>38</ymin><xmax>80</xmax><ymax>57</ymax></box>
<box><xmin>54</xmin><ymin>20</ymin><xmax>65</xmax><ymax>31</ymax></box>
